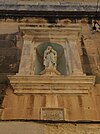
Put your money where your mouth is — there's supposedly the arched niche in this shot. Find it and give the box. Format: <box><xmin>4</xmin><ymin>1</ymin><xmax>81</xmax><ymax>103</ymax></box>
<box><xmin>34</xmin><ymin>42</ymin><xmax>67</xmax><ymax>75</ymax></box>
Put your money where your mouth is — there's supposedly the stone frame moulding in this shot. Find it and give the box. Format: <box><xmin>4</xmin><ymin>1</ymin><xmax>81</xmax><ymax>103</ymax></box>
<box><xmin>8</xmin><ymin>24</ymin><xmax>96</xmax><ymax>95</ymax></box>
<box><xmin>17</xmin><ymin>24</ymin><xmax>85</xmax><ymax>76</ymax></box>
<box><xmin>40</xmin><ymin>107</ymin><xmax>66</xmax><ymax>121</ymax></box>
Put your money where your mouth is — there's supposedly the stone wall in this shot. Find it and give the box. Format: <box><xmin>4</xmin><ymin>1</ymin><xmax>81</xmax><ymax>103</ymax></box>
<box><xmin>0</xmin><ymin>20</ymin><xmax>100</xmax><ymax>121</ymax></box>
<box><xmin>0</xmin><ymin>23</ymin><xmax>22</xmax><ymax>107</ymax></box>
<box><xmin>0</xmin><ymin>121</ymin><xmax>100</xmax><ymax>134</ymax></box>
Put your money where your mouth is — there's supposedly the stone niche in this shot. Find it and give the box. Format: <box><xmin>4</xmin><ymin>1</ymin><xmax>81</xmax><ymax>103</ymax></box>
<box><xmin>17</xmin><ymin>24</ymin><xmax>84</xmax><ymax>76</ymax></box>
<box><xmin>8</xmin><ymin>24</ymin><xmax>95</xmax><ymax>94</ymax></box>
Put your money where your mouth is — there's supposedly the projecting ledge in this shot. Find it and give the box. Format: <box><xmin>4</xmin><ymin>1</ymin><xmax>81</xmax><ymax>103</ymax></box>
<box><xmin>8</xmin><ymin>75</ymin><xmax>95</xmax><ymax>94</ymax></box>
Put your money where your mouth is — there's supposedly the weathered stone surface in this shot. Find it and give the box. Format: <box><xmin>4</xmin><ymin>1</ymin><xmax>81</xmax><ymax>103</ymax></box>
<box><xmin>0</xmin><ymin>1</ymin><xmax>99</xmax><ymax>11</ymax></box>
<box><xmin>41</xmin><ymin>108</ymin><xmax>65</xmax><ymax>120</ymax></box>
<box><xmin>0</xmin><ymin>122</ymin><xmax>45</xmax><ymax>134</ymax></box>
<box><xmin>8</xmin><ymin>75</ymin><xmax>95</xmax><ymax>94</ymax></box>
<box><xmin>0</xmin><ymin>122</ymin><xmax>100</xmax><ymax>134</ymax></box>
<box><xmin>0</xmin><ymin>23</ymin><xmax>18</xmax><ymax>34</ymax></box>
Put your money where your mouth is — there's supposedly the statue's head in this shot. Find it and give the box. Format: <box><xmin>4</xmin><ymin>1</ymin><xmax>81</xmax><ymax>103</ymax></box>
<box><xmin>47</xmin><ymin>46</ymin><xmax>52</xmax><ymax>51</ymax></box>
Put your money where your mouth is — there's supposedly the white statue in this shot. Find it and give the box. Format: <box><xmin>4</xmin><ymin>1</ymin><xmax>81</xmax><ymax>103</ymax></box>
<box><xmin>43</xmin><ymin>46</ymin><xmax>57</xmax><ymax>69</ymax></box>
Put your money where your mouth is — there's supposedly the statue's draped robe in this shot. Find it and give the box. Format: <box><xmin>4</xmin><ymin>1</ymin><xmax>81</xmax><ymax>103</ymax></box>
<box><xmin>43</xmin><ymin>47</ymin><xmax>57</xmax><ymax>69</ymax></box>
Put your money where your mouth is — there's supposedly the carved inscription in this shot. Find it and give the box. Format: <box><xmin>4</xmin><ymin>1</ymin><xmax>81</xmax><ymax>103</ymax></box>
<box><xmin>41</xmin><ymin>108</ymin><xmax>65</xmax><ymax>120</ymax></box>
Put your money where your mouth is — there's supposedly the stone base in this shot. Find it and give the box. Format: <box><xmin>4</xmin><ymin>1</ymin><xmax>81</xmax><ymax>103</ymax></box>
<box><xmin>40</xmin><ymin>68</ymin><xmax>61</xmax><ymax>76</ymax></box>
<box><xmin>8</xmin><ymin>75</ymin><xmax>95</xmax><ymax>94</ymax></box>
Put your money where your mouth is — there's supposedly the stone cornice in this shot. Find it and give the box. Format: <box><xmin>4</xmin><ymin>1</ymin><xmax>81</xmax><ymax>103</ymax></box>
<box><xmin>0</xmin><ymin>4</ymin><xmax>99</xmax><ymax>12</ymax></box>
<box><xmin>8</xmin><ymin>75</ymin><xmax>95</xmax><ymax>94</ymax></box>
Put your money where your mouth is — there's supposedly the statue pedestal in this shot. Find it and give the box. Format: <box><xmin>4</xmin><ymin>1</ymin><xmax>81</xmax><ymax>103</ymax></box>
<box><xmin>40</xmin><ymin>68</ymin><xmax>60</xmax><ymax>76</ymax></box>
<box><xmin>8</xmin><ymin>75</ymin><xmax>95</xmax><ymax>94</ymax></box>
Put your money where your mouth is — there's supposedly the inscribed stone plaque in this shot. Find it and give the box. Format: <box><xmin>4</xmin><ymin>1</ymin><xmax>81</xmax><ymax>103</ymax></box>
<box><xmin>41</xmin><ymin>108</ymin><xmax>65</xmax><ymax>120</ymax></box>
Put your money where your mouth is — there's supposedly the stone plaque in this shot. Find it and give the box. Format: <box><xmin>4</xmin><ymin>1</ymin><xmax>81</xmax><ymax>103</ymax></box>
<box><xmin>41</xmin><ymin>108</ymin><xmax>65</xmax><ymax>120</ymax></box>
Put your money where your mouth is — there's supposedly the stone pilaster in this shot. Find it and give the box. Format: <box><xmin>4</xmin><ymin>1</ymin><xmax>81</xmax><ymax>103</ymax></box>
<box><xmin>30</xmin><ymin>40</ymin><xmax>37</xmax><ymax>75</ymax></box>
<box><xmin>69</xmin><ymin>40</ymin><xmax>84</xmax><ymax>75</ymax></box>
<box><xmin>64</xmin><ymin>40</ymin><xmax>73</xmax><ymax>75</ymax></box>
<box><xmin>18</xmin><ymin>35</ymin><xmax>33</xmax><ymax>75</ymax></box>
<box><xmin>46</xmin><ymin>95</ymin><xmax>58</xmax><ymax>108</ymax></box>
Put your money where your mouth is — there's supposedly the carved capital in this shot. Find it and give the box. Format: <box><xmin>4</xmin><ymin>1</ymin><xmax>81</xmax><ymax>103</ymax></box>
<box><xmin>23</xmin><ymin>34</ymin><xmax>33</xmax><ymax>42</ymax></box>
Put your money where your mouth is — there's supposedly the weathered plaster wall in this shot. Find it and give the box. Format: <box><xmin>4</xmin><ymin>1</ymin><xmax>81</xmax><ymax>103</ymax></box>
<box><xmin>0</xmin><ymin>122</ymin><xmax>100</xmax><ymax>134</ymax></box>
<box><xmin>0</xmin><ymin>22</ymin><xmax>22</xmax><ymax>107</ymax></box>
<box><xmin>1</xmin><ymin>87</ymin><xmax>98</xmax><ymax>120</ymax></box>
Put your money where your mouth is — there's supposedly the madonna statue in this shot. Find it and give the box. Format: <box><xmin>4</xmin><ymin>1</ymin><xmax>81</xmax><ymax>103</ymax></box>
<box><xmin>43</xmin><ymin>46</ymin><xmax>57</xmax><ymax>69</ymax></box>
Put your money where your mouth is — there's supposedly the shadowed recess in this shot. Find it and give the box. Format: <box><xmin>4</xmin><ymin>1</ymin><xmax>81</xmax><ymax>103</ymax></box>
<box><xmin>34</xmin><ymin>42</ymin><xmax>67</xmax><ymax>75</ymax></box>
